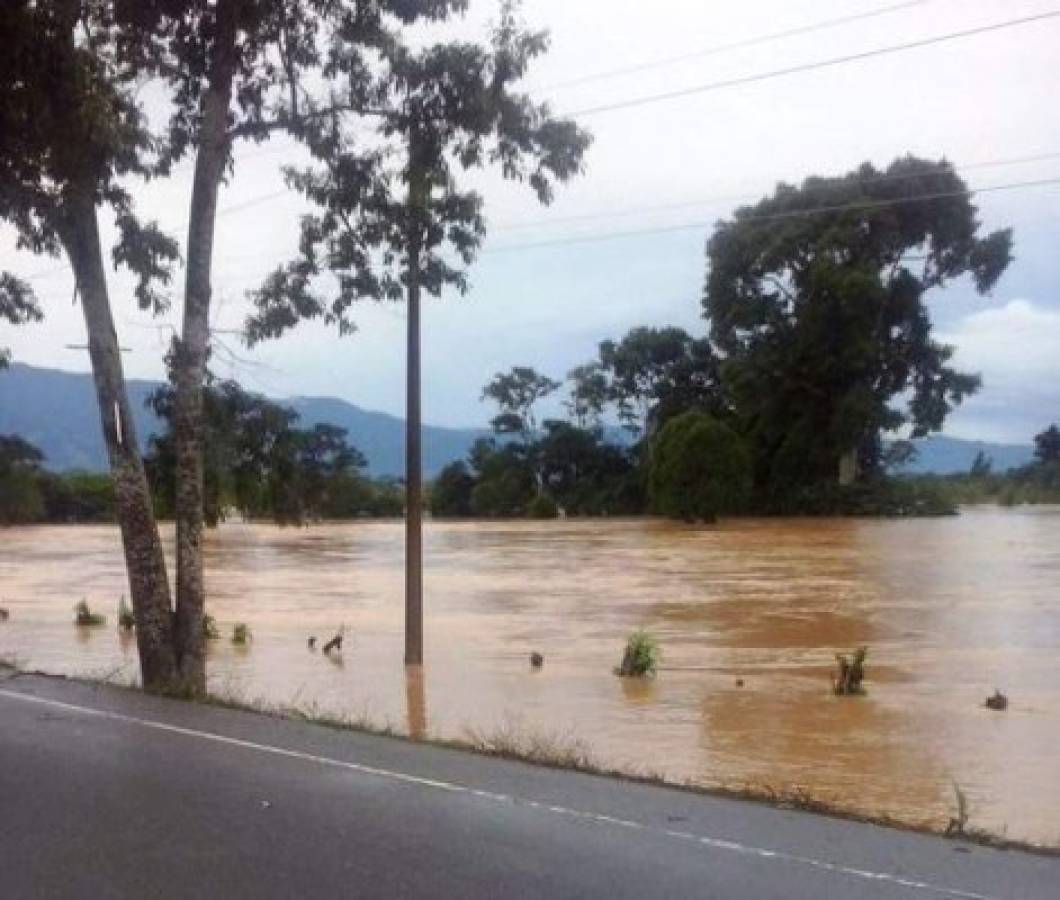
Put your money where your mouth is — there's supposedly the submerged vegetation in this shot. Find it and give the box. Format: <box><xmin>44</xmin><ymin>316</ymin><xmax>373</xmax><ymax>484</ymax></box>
<box><xmin>616</xmin><ymin>631</ymin><xmax>660</xmax><ymax>678</ymax></box>
<box><xmin>117</xmin><ymin>596</ymin><xmax>135</xmax><ymax>632</ymax></box>
<box><xmin>832</xmin><ymin>647</ymin><xmax>868</xmax><ymax>696</ymax></box>
<box><xmin>231</xmin><ymin>623</ymin><xmax>251</xmax><ymax>646</ymax></box>
<box><xmin>74</xmin><ymin>601</ymin><xmax>105</xmax><ymax>628</ymax></box>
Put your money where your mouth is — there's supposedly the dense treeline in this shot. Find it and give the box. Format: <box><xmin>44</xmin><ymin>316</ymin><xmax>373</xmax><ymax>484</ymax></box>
<box><xmin>906</xmin><ymin>430</ymin><xmax>1060</xmax><ymax>507</ymax></box>
<box><xmin>433</xmin><ymin>155</ymin><xmax>1023</xmax><ymax>521</ymax></box>
<box><xmin>0</xmin><ymin>436</ymin><xmax>115</xmax><ymax>525</ymax></box>
<box><xmin>0</xmin><ymin>381</ymin><xmax>403</xmax><ymax>526</ymax></box>
<box><xmin>144</xmin><ymin>378</ymin><xmax>403</xmax><ymax>525</ymax></box>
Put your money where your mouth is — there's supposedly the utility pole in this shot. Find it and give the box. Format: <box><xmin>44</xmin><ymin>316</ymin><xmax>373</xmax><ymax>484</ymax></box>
<box><xmin>404</xmin><ymin>128</ymin><xmax>427</xmax><ymax>666</ymax></box>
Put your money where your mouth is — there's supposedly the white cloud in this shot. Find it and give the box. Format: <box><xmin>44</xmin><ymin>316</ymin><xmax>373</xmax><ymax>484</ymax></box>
<box><xmin>939</xmin><ymin>300</ymin><xmax>1060</xmax><ymax>444</ymax></box>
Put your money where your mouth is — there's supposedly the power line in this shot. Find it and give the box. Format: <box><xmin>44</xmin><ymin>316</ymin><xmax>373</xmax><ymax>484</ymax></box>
<box><xmin>490</xmin><ymin>150</ymin><xmax>1060</xmax><ymax>234</ymax></box>
<box><xmin>568</xmin><ymin>9</ymin><xmax>1060</xmax><ymax>117</ymax></box>
<box><xmin>484</xmin><ymin>176</ymin><xmax>1060</xmax><ymax>254</ymax></box>
<box><xmin>542</xmin><ymin>0</ymin><xmax>927</xmax><ymax>92</ymax></box>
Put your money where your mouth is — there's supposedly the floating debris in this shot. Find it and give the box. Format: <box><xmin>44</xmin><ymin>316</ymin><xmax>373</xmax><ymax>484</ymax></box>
<box><xmin>530</xmin><ymin>652</ymin><xmax>544</xmax><ymax>669</ymax></box>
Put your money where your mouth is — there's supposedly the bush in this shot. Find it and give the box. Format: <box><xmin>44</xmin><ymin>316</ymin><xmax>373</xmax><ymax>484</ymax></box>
<box><xmin>526</xmin><ymin>494</ymin><xmax>559</xmax><ymax>519</ymax></box>
<box><xmin>203</xmin><ymin>614</ymin><xmax>220</xmax><ymax>640</ymax></box>
<box><xmin>616</xmin><ymin>630</ymin><xmax>660</xmax><ymax>677</ymax></box>
<box><xmin>430</xmin><ymin>461</ymin><xmax>476</xmax><ymax>517</ymax></box>
<box><xmin>232</xmin><ymin>623</ymin><xmax>251</xmax><ymax>645</ymax></box>
<box><xmin>648</xmin><ymin>412</ymin><xmax>751</xmax><ymax>522</ymax></box>
<box><xmin>117</xmin><ymin>596</ymin><xmax>135</xmax><ymax>632</ymax></box>
<box><xmin>75</xmin><ymin>600</ymin><xmax>105</xmax><ymax>627</ymax></box>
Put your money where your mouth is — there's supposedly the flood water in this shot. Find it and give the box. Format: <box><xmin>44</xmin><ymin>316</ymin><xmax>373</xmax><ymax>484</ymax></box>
<box><xmin>2</xmin><ymin>508</ymin><xmax>1058</xmax><ymax>845</ymax></box>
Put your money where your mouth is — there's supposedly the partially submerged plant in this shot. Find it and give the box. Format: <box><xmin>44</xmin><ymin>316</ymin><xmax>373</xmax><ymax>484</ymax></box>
<box><xmin>0</xmin><ymin>606</ymin><xmax>9</xmax><ymax>622</ymax></box>
<box><xmin>945</xmin><ymin>781</ymin><xmax>970</xmax><ymax>836</ymax></box>
<box><xmin>117</xmin><ymin>595</ymin><xmax>135</xmax><ymax>632</ymax></box>
<box><xmin>833</xmin><ymin>646</ymin><xmax>867</xmax><ymax>695</ymax></box>
<box><xmin>616</xmin><ymin>630</ymin><xmax>660</xmax><ymax>678</ymax></box>
<box><xmin>232</xmin><ymin>623</ymin><xmax>251</xmax><ymax>646</ymax></box>
<box><xmin>985</xmin><ymin>689</ymin><xmax>1009</xmax><ymax>711</ymax></box>
<box><xmin>202</xmin><ymin>614</ymin><xmax>220</xmax><ymax>640</ymax></box>
<box><xmin>75</xmin><ymin>600</ymin><xmax>105</xmax><ymax>627</ymax></box>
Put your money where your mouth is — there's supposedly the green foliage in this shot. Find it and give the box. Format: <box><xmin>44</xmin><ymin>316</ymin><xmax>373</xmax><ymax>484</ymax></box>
<box><xmin>231</xmin><ymin>623</ymin><xmax>251</xmax><ymax>646</ymax></box>
<box><xmin>598</xmin><ymin>327</ymin><xmax>725</xmax><ymax>436</ymax></box>
<box><xmin>39</xmin><ymin>471</ymin><xmax>116</xmax><ymax>523</ymax></box>
<box><xmin>245</xmin><ymin>3</ymin><xmax>590</xmax><ymax>344</ymax></box>
<box><xmin>117</xmin><ymin>595</ymin><xmax>135</xmax><ymax>632</ymax></box>
<box><xmin>526</xmin><ymin>494</ymin><xmax>559</xmax><ymax>519</ymax></box>
<box><xmin>648</xmin><ymin>413</ymin><xmax>751</xmax><ymax>522</ymax></box>
<box><xmin>616</xmin><ymin>630</ymin><xmax>660</xmax><ymax>678</ymax></box>
<box><xmin>0</xmin><ymin>435</ymin><xmax>44</xmax><ymax>524</ymax></box>
<box><xmin>906</xmin><ymin>457</ymin><xmax>1060</xmax><ymax>508</ymax></box>
<box><xmin>766</xmin><ymin>478</ymin><xmax>956</xmax><ymax>517</ymax></box>
<box><xmin>146</xmin><ymin>377</ymin><xmax>373</xmax><ymax>526</ymax></box>
<box><xmin>202</xmin><ymin>615</ymin><xmax>220</xmax><ymax>641</ymax></box>
<box><xmin>705</xmin><ymin>156</ymin><xmax>1012</xmax><ymax>498</ymax></box>
<box><xmin>75</xmin><ymin>600</ymin><xmax>105</xmax><ymax>627</ymax></box>
<box><xmin>0</xmin><ymin>273</ymin><xmax>43</xmax><ymax>369</ymax></box>
<box><xmin>430</xmin><ymin>461</ymin><xmax>476</xmax><ymax>517</ymax></box>
<box><xmin>483</xmin><ymin>367</ymin><xmax>560</xmax><ymax>438</ymax></box>
<box><xmin>1035</xmin><ymin>424</ymin><xmax>1060</xmax><ymax>464</ymax></box>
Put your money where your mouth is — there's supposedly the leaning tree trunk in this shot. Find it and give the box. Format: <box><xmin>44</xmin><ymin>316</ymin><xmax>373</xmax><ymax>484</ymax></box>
<box><xmin>170</xmin><ymin>0</ymin><xmax>240</xmax><ymax>693</ymax></box>
<box><xmin>60</xmin><ymin>189</ymin><xmax>178</xmax><ymax>691</ymax></box>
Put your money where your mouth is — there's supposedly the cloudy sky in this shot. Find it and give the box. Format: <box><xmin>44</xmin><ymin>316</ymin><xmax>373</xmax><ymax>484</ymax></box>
<box><xmin>3</xmin><ymin>0</ymin><xmax>1059</xmax><ymax>443</ymax></box>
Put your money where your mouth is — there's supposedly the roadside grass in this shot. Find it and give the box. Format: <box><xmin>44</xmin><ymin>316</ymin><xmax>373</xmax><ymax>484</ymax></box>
<box><xmin>0</xmin><ymin>662</ymin><xmax>1055</xmax><ymax>857</ymax></box>
<box><xmin>462</xmin><ymin>716</ymin><xmax>596</xmax><ymax>770</ymax></box>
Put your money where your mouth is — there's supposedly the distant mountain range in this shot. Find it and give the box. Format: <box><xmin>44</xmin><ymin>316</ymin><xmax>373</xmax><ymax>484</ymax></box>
<box><xmin>0</xmin><ymin>364</ymin><xmax>486</xmax><ymax>477</ymax></box>
<box><xmin>0</xmin><ymin>363</ymin><xmax>1037</xmax><ymax>476</ymax></box>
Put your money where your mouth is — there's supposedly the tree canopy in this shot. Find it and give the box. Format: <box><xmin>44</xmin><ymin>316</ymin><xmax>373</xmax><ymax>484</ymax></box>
<box><xmin>704</xmin><ymin>155</ymin><xmax>1012</xmax><ymax>497</ymax></box>
<box><xmin>648</xmin><ymin>413</ymin><xmax>751</xmax><ymax>522</ymax></box>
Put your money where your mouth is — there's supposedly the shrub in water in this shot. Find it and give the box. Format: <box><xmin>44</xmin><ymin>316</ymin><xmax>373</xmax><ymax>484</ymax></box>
<box><xmin>75</xmin><ymin>600</ymin><xmax>105</xmax><ymax>627</ymax></box>
<box><xmin>648</xmin><ymin>412</ymin><xmax>751</xmax><ymax>523</ymax></box>
<box><xmin>833</xmin><ymin>646</ymin><xmax>867</xmax><ymax>695</ymax></box>
<box><xmin>117</xmin><ymin>596</ymin><xmax>135</xmax><ymax>632</ymax></box>
<box><xmin>616</xmin><ymin>630</ymin><xmax>660</xmax><ymax>677</ymax></box>
<box><xmin>232</xmin><ymin>623</ymin><xmax>251</xmax><ymax>645</ymax></box>
<box><xmin>203</xmin><ymin>614</ymin><xmax>220</xmax><ymax>640</ymax></box>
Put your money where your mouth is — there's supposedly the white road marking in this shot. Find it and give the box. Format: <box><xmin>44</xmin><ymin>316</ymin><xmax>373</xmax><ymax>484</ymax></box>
<box><xmin>0</xmin><ymin>686</ymin><xmax>996</xmax><ymax>900</ymax></box>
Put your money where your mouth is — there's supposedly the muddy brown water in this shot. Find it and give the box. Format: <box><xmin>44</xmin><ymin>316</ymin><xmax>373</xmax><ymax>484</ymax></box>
<box><xmin>2</xmin><ymin>508</ymin><xmax>1058</xmax><ymax>844</ymax></box>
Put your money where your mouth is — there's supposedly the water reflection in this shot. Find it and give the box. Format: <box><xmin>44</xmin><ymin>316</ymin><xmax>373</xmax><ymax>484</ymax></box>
<box><xmin>405</xmin><ymin>665</ymin><xmax>428</xmax><ymax>740</ymax></box>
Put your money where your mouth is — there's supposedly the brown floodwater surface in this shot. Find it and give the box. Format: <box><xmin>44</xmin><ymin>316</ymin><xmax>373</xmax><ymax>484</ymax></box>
<box><xmin>2</xmin><ymin>508</ymin><xmax>1058</xmax><ymax>844</ymax></box>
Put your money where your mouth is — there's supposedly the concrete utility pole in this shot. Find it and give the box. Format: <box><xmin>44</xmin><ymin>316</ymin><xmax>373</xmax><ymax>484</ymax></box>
<box><xmin>404</xmin><ymin>133</ymin><xmax>428</xmax><ymax>667</ymax></box>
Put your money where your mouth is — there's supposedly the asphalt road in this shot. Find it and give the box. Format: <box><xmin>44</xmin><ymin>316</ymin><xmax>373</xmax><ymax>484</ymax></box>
<box><xmin>0</xmin><ymin>672</ymin><xmax>1055</xmax><ymax>899</ymax></box>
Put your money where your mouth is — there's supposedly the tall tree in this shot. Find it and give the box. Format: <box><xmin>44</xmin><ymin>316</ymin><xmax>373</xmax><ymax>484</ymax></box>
<box><xmin>0</xmin><ymin>2</ymin><xmax>182</xmax><ymax>689</ymax></box>
<box><xmin>482</xmin><ymin>366</ymin><xmax>561</xmax><ymax>441</ymax></box>
<box><xmin>1034</xmin><ymin>424</ymin><xmax>1060</xmax><ymax>465</ymax></box>
<box><xmin>245</xmin><ymin>1</ymin><xmax>590</xmax><ymax>664</ymax></box>
<box><xmin>597</xmin><ymin>326</ymin><xmax>725</xmax><ymax>436</ymax></box>
<box><xmin>704</xmin><ymin>156</ymin><xmax>1012</xmax><ymax>497</ymax></box>
<box><xmin>96</xmin><ymin>0</ymin><xmax>478</xmax><ymax>691</ymax></box>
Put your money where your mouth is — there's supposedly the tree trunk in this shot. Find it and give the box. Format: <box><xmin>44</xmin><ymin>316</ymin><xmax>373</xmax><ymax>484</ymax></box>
<box><xmin>60</xmin><ymin>189</ymin><xmax>178</xmax><ymax>691</ymax></box>
<box><xmin>171</xmin><ymin>0</ymin><xmax>241</xmax><ymax>693</ymax></box>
